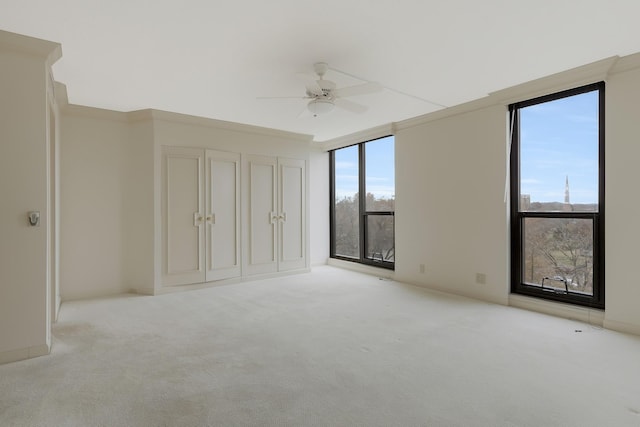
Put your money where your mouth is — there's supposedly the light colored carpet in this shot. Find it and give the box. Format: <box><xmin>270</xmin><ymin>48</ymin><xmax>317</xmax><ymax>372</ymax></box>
<box><xmin>1</xmin><ymin>265</ymin><xmax>640</xmax><ymax>426</ymax></box>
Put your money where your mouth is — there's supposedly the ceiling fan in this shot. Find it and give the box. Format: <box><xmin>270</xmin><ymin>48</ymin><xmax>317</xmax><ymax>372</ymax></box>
<box><xmin>259</xmin><ymin>62</ymin><xmax>383</xmax><ymax>117</ymax></box>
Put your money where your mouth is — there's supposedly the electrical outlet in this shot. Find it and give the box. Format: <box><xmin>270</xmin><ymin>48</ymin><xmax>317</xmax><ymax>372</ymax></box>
<box><xmin>475</xmin><ymin>273</ymin><xmax>486</xmax><ymax>284</ymax></box>
<box><xmin>419</xmin><ymin>264</ymin><xmax>425</xmax><ymax>274</ymax></box>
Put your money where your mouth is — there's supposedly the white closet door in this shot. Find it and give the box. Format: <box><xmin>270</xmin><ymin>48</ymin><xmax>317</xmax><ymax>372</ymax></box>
<box><xmin>245</xmin><ymin>155</ymin><xmax>278</xmax><ymax>275</ymax></box>
<box><xmin>278</xmin><ymin>158</ymin><xmax>306</xmax><ymax>271</ymax></box>
<box><xmin>205</xmin><ymin>150</ymin><xmax>241</xmax><ymax>281</ymax></box>
<box><xmin>162</xmin><ymin>147</ymin><xmax>205</xmax><ymax>286</ymax></box>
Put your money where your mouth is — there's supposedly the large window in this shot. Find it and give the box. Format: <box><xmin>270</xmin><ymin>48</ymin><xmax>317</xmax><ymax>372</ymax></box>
<box><xmin>510</xmin><ymin>83</ymin><xmax>604</xmax><ymax>308</ymax></box>
<box><xmin>330</xmin><ymin>136</ymin><xmax>395</xmax><ymax>269</ymax></box>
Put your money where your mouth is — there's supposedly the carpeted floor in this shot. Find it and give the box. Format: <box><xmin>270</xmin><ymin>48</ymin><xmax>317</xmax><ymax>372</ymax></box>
<box><xmin>1</xmin><ymin>265</ymin><xmax>640</xmax><ymax>426</ymax></box>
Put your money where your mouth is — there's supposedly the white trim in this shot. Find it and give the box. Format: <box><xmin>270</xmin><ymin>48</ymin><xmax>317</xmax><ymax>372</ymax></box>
<box><xmin>488</xmin><ymin>56</ymin><xmax>618</xmax><ymax>106</ymax></box>
<box><xmin>0</xmin><ymin>29</ymin><xmax>62</xmax><ymax>66</ymax></box>
<box><xmin>603</xmin><ymin>318</ymin><xmax>640</xmax><ymax>337</ymax></box>
<box><xmin>395</xmin><ymin>55</ymin><xmax>624</xmax><ymax>134</ymax></box>
<box><xmin>608</xmin><ymin>51</ymin><xmax>640</xmax><ymax>76</ymax></box>
<box><xmin>60</xmin><ymin>104</ymin><xmax>314</xmax><ymax>143</ymax></box>
<box><xmin>151</xmin><ymin>268</ymin><xmax>311</xmax><ymax>295</ymax></box>
<box><xmin>149</xmin><ymin>109</ymin><xmax>313</xmax><ymax>142</ymax></box>
<box><xmin>0</xmin><ymin>344</ymin><xmax>50</xmax><ymax>365</ymax></box>
<box><xmin>320</xmin><ymin>123</ymin><xmax>394</xmax><ymax>151</ymax></box>
<box><xmin>395</xmin><ymin>96</ymin><xmax>497</xmax><ymax>132</ymax></box>
<box><xmin>62</xmin><ymin>104</ymin><xmax>130</xmax><ymax>122</ymax></box>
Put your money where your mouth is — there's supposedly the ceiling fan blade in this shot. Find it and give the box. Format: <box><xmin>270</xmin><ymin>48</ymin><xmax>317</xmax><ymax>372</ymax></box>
<box><xmin>256</xmin><ymin>96</ymin><xmax>309</xmax><ymax>100</ymax></box>
<box><xmin>334</xmin><ymin>98</ymin><xmax>368</xmax><ymax>114</ymax></box>
<box><xmin>297</xmin><ymin>104</ymin><xmax>313</xmax><ymax>118</ymax></box>
<box><xmin>333</xmin><ymin>82</ymin><xmax>383</xmax><ymax>98</ymax></box>
<box><xmin>296</xmin><ymin>72</ymin><xmax>323</xmax><ymax>96</ymax></box>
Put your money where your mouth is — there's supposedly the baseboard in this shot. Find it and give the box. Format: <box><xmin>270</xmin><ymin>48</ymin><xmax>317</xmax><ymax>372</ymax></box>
<box><xmin>0</xmin><ymin>344</ymin><xmax>50</xmax><ymax>365</ymax></box>
<box><xmin>603</xmin><ymin>318</ymin><xmax>640</xmax><ymax>336</ymax></box>
<box><xmin>156</xmin><ymin>276</ymin><xmax>243</xmax><ymax>295</ymax></box>
<box><xmin>55</xmin><ymin>294</ymin><xmax>61</xmax><ymax>322</ymax></box>
<box><xmin>155</xmin><ymin>268</ymin><xmax>312</xmax><ymax>295</ymax></box>
<box><xmin>311</xmin><ymin>259</ymin><xmax>329</xmax><ymax>267</ymax></box>
<box><xmin>133</xmin><ymin>286</ymin><xmax>155</xmax><ymax>296</ymax></box>
<box><xmin>509</xmin><ymin>294</ymin><xmax>605</xmax><ymax>326</ymax></box>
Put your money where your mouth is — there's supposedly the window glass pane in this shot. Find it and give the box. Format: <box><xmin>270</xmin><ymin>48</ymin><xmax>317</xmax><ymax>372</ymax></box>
<box><xmin>519</xmin><ymin>91</ymin><xmax>599</xmax><ymax>212</ymax></box>
<box><xmin>334</xmin><ymin>145</ymin><xmax>359</xmax><ymax>258</ymax></box>
<box><xmin>523</xmin><ymin>217</ymin><xmax>593</xmax><ymax>296</ymax></box>
<box><xmin>366</xmin><ymin>215</ymin><xmax>394</xmax><ymax>262</ymax></box>
<box><xmin>365</xmin><ymin>136</ymin><xmax>395</xmax><ymax>212</ymax></box>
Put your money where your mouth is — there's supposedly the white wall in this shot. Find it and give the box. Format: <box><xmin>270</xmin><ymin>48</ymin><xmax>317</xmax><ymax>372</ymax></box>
<box><xmin>0</xmin><ymin>33</ymin><xmax>59</xmax><ymax>363</ymax></box>
<box><xmin>603</xmin><ymin>63</ymin><xmax>640</xmax><ymax>334</ymax></box>
<box><xmin>125</xmin><ymin>120</ymin><xmax>155</xmax><ymax>294</ymax></box>
<box><xmin>60</xmin><ymin>112</ymin><xmax>132</xmax><ymax>300</ymax></box>
<box><xmin>309</xmin><ymin>148</ymin><xmax>329</xmax><ymax>266</ymax></box>
<box><xmin>394</xmin><ymin>105</ymin><xmax>509</xmax><ymax>304</ymax></box>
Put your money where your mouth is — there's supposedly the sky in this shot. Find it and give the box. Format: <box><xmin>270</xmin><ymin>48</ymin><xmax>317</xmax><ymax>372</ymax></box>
<box><xmin>519</xmin><ymin>89</ymin><xmax>599</xmax><ymax>205</ymax></box>
<box><xmin>334</xmin><ymin>136</ymin><xmax>395</xmax><ymax>200</ymax></box>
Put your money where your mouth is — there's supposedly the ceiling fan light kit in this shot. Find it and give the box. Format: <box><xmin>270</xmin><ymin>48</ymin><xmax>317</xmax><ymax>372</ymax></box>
<box><xmin>307</xmin><ymin>98</ymin><xmax>335</xmax><ymax>116</ymax></box>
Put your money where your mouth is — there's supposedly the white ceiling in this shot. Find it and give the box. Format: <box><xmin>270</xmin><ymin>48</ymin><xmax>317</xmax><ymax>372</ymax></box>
<box><xmin>2</xmin><ymin>1</ymin><xmax>640</xmax><ymax>141</ymax></box>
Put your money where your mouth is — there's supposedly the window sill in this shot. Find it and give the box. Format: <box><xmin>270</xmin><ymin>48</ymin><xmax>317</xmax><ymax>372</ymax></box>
<box><xmin>328</xmin><ymin>258</ymin><xmax>395</xmax><ymax>280</ymax></box>
<box><xmin>509</xmin><ymin>293</ymin><xmax>604</xmax><ymax>326</ymax></box>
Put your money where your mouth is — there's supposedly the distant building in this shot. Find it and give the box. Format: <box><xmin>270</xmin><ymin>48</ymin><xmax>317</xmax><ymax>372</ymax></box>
<box><xmin>563</xmin><ymin>175</ymin><xmax>572</xmax><ymax>211</ymax></box>
<box><xmin>521</xmin><ymin>194</ymin><xmax>530</xmax><ymax>210</ymax></box>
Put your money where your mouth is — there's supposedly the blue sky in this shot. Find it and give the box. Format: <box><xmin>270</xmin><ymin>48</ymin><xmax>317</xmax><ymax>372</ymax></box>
<box><xmin>519</xmin><ymin>90</ymin><xmax>599</xmax><ymax>205</ymax></box>
<box><xmin>334</xmin><ymin>136</ymin><xmax>395</xmax><ymax>200</ymax></box>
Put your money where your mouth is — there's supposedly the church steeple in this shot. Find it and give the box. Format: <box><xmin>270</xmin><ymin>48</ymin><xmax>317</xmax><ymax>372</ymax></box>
<box><xmin>564</xmin><ymin>175</ymin><xmax>570</xmax><ymax>205</ymax></box>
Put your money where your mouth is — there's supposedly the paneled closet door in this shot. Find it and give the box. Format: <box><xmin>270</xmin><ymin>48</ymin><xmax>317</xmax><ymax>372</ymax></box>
<box><xmin>278</xmin><ymin>157</ymin><xmax>306</xmax><ymax>271</ymax></box>
<box><xmin>162</xmin><ymin>146</ymin><xmax>205</xmax><ymax>286</ymax></box>
<box><xmin>245</xmin><ymin>155</ymin><xmax>278</xmax><ymax>275</ymax></box>
<box><xmin>205</xmin><ymin>150</ymin><xmax>241</xmax><ymax>281</ymax></box>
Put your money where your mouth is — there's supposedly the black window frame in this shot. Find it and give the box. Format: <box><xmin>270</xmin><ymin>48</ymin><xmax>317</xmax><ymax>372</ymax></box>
<box><xmin>330</xmin><ymin>136</ymin><xmax>395</xmax><ymax>270</ymax></box>
<box><xmin>510</xmin><ymin>82</ymin><xmax>605</xmax><ymax>309</ymax></box>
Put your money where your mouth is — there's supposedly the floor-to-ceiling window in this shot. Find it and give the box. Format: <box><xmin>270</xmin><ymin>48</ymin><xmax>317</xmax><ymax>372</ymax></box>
<box><xmin>330</xmin><ymin>135</ymin><xmax>395</xmax><ymax>269</ymax></box>
<box><xmin>510</xmin><ymin>83</ymin><xmax>604</xmax><ymax>308</ymax></box>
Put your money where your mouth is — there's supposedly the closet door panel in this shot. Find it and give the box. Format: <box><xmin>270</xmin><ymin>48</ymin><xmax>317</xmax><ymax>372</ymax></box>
<box><xmin>246</xmin><ymin>155</ymin><xmax>278</xmax><ymax>275</ymax></box>
<box><xmin>278</xmin><ymin>158</ymin><xmax>306</xmax><ymax>271</ymax></box>
<box><xmin>206</xmin><ymin>150</ymin><xmax>241</xmax><ymax>281</ymax></box>
<box><xmin>162</xmin><ymin>147</ymin><xmax>205</xmax><ymax>286</ymax></box>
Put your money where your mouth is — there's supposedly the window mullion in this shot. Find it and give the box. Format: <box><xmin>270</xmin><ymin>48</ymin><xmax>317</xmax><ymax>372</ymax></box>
<box><xmin>359</xmin><ymin>143</ymin><xmax>366</xmax><ymax>262</ymax></box>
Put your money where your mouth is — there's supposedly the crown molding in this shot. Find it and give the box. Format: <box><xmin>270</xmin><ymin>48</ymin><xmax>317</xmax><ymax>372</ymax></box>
<box><xmin>394</xmin><ymin>97</ymin><xmax>497</xmax><ymax>132</ymax></box>
<box><xmin>319</xmin><ymin>123</ymin><xmax>394</xmax><ymax>151</ymax></box>
<box><xmin>146</xmin><ymin>109</ymin><xmax>313</xmax><ymax>143</ymax></box>
<box><xmin>0</xmin><ymin>29</ymin><xmax>61</xmax><ymax>66</ymax></box>
<box><xmin>53</xmin><ymin>81</ymin><xmax>68</xmax><ymax>106</ymax></box>
<box><xmin>59</xmin><ymin>103</ymin><xmax>314</xmax><ymax>143</ymax></box>
<box><xmin>608</xmin><ymin>51</ymin><xmax>640</xmax><ymax>76</ymax></box>
<box><xmin>61</xmin><ymin>104</ymin><xmax>130</xmax><ymax>123</ymax></box>
<box><xmin>488</xmin><ymin>56</ymin><xmax>619</xmax><ymax>106</ymax></box>
<box><xmin>394</xmin><ymin>55</ymin><xmax>625</xmax><ymax>134</ymax></box>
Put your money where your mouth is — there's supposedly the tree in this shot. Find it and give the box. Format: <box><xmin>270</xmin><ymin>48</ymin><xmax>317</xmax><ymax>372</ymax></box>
<box><xmin>334</xmin><ymin>193</ymin><xmax>359</xmax><ymax>257</ymax></box>
<box><xmin>523</xmin><ymin>218</ymin><xmax>593</xmax><ymax>294</ymax></box>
